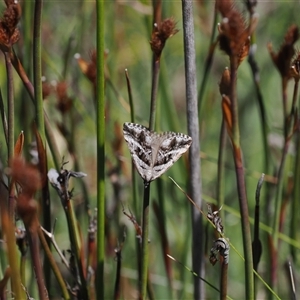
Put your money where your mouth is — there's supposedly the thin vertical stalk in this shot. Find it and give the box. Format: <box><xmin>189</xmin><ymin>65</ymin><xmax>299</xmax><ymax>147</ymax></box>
<box><xmin>217</xmin><ymin>120</ymin><xmax>226</xmax><ymax>221</ymax></box>
<box><xmin>140</xmin><ymin>183</ymin><xmax>150</xmax><ymax>299</ymax></box>
<box><xmin>182</xmin><ymin>1</ymin><xmax>203</xmax><ymax>299</ymax></box>
<box><xmin>273</xmin><ymin>80</ymin><xmax>298</xmax><ymax>263</ymax></box>
<box><xmin>154</xmin><ymin>180</ymin><xmax>174</xmax><ymax>299</ymax></box>
<box><xmin>33</xmin><ymin>0</ymin><xmax>45</xmax><ymax>142</ymax></box>
<box><xmin>198</xmin><ymin>4</ymin><xmax>218</xmax><ymax>115</ymax></box>
<box><xmin>149</xmin><ymin>60</ymin><xmax>160</xmax><ymax>131</ymax></box>
<box><xmin>220</xmin><ymin>261</ymin><xmax>228</xmax><ymax>300</ymax></box>
<box><xmin>140</xmin><ymin>13</ymin><xmax>163</xmax><ymax>298</ymax></box>
<box><xmin>291</xmin><ymin>131</ymin><xmax>300</xmax><ymax>261</ymax></box>
<box><xmin>229</xmin><ymin>56</ymin><xmax>254</xmax><ymax>299</ymax></box>
<box><xmin>272</xmin><ymin>138</ymin><xmax>289</xmax><ymax>250</ymax></box>
<box><xmin>64</xmin><ymin>199</ymin><xmax>88</xmax><ymax>298</ymax></box>
<box><xmin>95</xmin><ymin>0</ymin><xmax>105</xmax><ymax>298</ymax></box>
<box><xmin>0</xmin><ymin>89</ymin><xmax>8</xmax><ymax>147</ymax></box>
<box><xmin>0</xmin><ymin>183</ymin><xmax>25</xmax><ymax>299</ymax></box>
<box><xmin>248</xmin><ymin>39</ymin><xmax>270</xmax><ymax>175</ymax></box>
<box><xmin>37</xmin><ymin>227</ymin><xmax>70</xmax><ymax>299</ymax></box>
<box><xmin>282</xmin><ymin>79</ymin><xmax>288</xmax><ymax>136</ymax></box>
<box><xmin>5</xmin><ymin>52</ymin><xmax>15</xmax><ymax>221</ymax></box>
<box><xmin>27</xmin><ymin>227</ymin><xmax>49</xmax><ymax>300</ymax></box>
<box><xmin>125</xmin><ymin>69</ymin><xmax>142</xmax><ymax>286</ymax></box>
<box><xmin>5</xmin><ymin>52</ymin><xmax>14</xmax><ymax>161</ymax></box>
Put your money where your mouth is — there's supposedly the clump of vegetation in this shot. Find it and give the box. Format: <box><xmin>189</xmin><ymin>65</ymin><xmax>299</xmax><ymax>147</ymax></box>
<box><xmin>0</xmin><ymin>0</ymin><xmax>299</xmax><ymax>299</ymax></box>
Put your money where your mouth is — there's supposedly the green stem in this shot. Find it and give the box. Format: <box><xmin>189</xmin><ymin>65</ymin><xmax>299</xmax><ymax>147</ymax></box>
<box><xmin>273</xmin><ymin>145</ymin><xmax>290</xmax><ymax>238</ymax></box>
<box><xmin>217</xmin><ymin>119</ymin><xmax>226</xmax><ymax>221</ymax></box>
<box><xmin>291</xmin><ymin>132</ymin><xmax>300</xmax><ymax>261</ymax></box>
<box><xmin>0</xmin><ymin>194</ymin><xmax>25</xmax><ymax>299</ymax></box>
<box><xmin>0</xmin><ymin>89</ymin><xmax>8</xmax><ymax>147</ymax></box>
<box><xmin>33</xmin><ymin>0</ymin><xmax>45</xmax><ymax>142</ymax></box>
<box><xmin>182</xmin><ymin>1</ymin><xmax>203</xmax><ymax>298</ymax></box>
<box><xmin>248</xmin><ymin>40</ymin><xmax>270</xmax><ymax>175</ymax></box>
<box><xmin>38</xmin><ymin>227</ymin><xmax>70</xmax><ymax>299</ymax></box>
<box><xmin>5</xmin><ymin>52</ymin><xmax>15</xmax><ymax>220</ymax></box>
<box><xmin>125</xmin><ymin>69</ymin><xmax>135</xmax><ymax>123</ymax></box>
<box><xmin>65</xmin><ymin>199</ymin><xmax>88</xmax><ymax>298</ymax></box>
<box><xmin>125</xmin><ymin>69</ymin><xmax>142</xmax><ymax>285</ymax></box>
<box><xmin>198</xmin><ymin>5</ymin><xmax>218</xmax><ymax>115</ymax></box>
<box><xmin>5</xmin><ymin>52</ymin><xmax>14</xmax><ymax>161</ymax></box>
<box><xmin>149</xmin><ymin>59</ymin><xmax>160</xmax><ymax>131</ymax></box>
<box><xmin>155</xmin><ymin>180</ymin><xmax>174</xmax><ymax>298</ymax></box>
<box><xmin>273</xmin><ymin>79</ymin><xmax>298</xmax><ymax>284</ymax></box>
<box><xmin>96</xmin><ymin>0</ymin><xmax>105</xmax><ymax>298</ymax></box>
<box><xmin>27</xmin><ymin>225</ymin><xmax>49</xmax><ymax>300</ymax></box>
<box><xmin>44</xmin><ymin>113</ymin><xmax>61</xmax><ymax>169</ymax></box>
<box><xmin>220</xmin><ymin>261</ymin><xmax>228</xmax><ymax>300</ymax></box>
<box><xmin>282</xmin><ymin>79</ymin><xmax>288</xmax><ymax>137</ymax></box>
<box><xmin>229</xmin><ymin>56</ymin><xmax>254</xmax><ymax>299</ymax></box>
<box><xmin>140</xmin><ymin>182</ymin><xmax>150</xmax><ymax>299</ymax></box>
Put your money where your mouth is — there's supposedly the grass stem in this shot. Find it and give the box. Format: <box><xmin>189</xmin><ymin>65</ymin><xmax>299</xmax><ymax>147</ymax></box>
<box><xmin>229</xmin><ymin>56</ymin><xmax>254</xmax><ymax>299</ymax></box>
<box><xmin>5</xmin><ymin>52</ymin><xmax>14</xmax><ymax>162</ymax></box>
<box><xmin>140</xmin><ymin>182</ymin><xmax>150</xmax><ymax>299</ymax></box>
<box><xmin>182</xmin><ymin>1</ymin><xmax>204</xmax><ymax>298</ymax></box>
<box><xmin>96</xmin><ymin>0</ymin><xmax>105</xmax><ymax>298</ymax></box>
<box><xmin>33</xmin><ymin>0</ymin><xmax>45</xmax><ymax>142</ymax></box>
<box><xmin>149</xmin><ymin>59</ymin><xmax>160</xmax><ymax>131</ymax></box>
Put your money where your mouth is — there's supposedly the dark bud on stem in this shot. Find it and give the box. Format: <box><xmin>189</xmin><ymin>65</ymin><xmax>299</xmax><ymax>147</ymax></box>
<box><xmin>268</xmin><ymin>25</ymin><xmax>299</xmax><ymax>80</ymax></box>
<box><xmin>150</xmin><ymin>18</ymin><xmax>178</xmax><ymax>61</ymax></box>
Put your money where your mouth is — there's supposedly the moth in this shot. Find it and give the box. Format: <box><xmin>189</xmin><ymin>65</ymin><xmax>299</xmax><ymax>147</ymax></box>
<box><xmin>209</xmin><ymin>238</ymin><xmax>230</xmax><ymax>265</ymax></box>
<box><xmin>123</xmin><ymin>122</ymin><xmax>192</xmax><ymax>184</ymax></box>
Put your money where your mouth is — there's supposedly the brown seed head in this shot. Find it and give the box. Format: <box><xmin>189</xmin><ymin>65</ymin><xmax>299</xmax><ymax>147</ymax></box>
<box><xmin>42</xmin><ymin>80</ymin><xmax>52</xmax><ymax>100</ymax></box>
<box><xmin>9</xmin><ymin>157</ymin><xmax>41</xmax><ymax>197</ymax></box>
<box><xmin>3</xmin><ymin>3</ymin><xmax>21</xmax><ymax>32</ymax></box>
<box><xmin>0</xmin><ymin>2</ymin><xmax>21</xmax><ymax>51</ymax></box>
<box><xmin>76</xmin><ymin>50</ymin><xmax>97</xmax><ymax>85</ymax></box>
<box><xmin>217</xmin><ymin>0</ymin><xmax>255</xmax><ymax>60</ymax></box>
<box><xmin>268</xmin><ymin>25</ymin><xmax>299</xmax><ymax>79</ymax></box>
<box><xmin>55</xmin><ymin>81</ymin><xmax>73</xmax><ymax>114</ymax></box>
<box><xmin>150</xmin><ymin>18</ymin><xmax>178</xmax><ymax>60</ymax></box>
<box><xmin>216</xmin><ymin>0</ymin><xmax>233</xmax><ymax>17</ymax></box>
<box><xmin>237</xmin><ymin>36</ymin><xmax>250</xmax><ymax>65</ymax></box>
<box><xmin>218</xmin><ymin>10</ymin><xmax>248</xmax><ymax>57</ymax></box>
<box><xmin>8</xmin><ymin>158</ymin><xmax>40</xmax><ymax>228</ymax></box>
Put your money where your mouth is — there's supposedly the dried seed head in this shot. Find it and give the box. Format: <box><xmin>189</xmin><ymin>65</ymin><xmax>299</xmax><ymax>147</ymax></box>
<box><xmin>55</xmin><ymin>81</ymin><xmax>73</xmax><ymax>114</ymax></box>
<box><xmin>217</xmin><ymin>0</ymin><xmax>255</xmax><ymax>60</ymax></box>
<box><xmin>268</xmin><ymin>25</ymin><xmax>299</xmax><ymax>79</ymax></box>
<box><xmin>8</xmin><ymin>158</ymin><xmax>40</xmax><ymax>228</ymax></box>
<box><xmin>9</xmin><ymin>157</ymin><xmax>41</xmax><ymax>197</ymax></box>
<box><xmin>237</xmin><ymin>36</ymin><xmax>250</xmax><ymax>65</ymax></box>
<box><xmin>3</xmin><ymin>3</ymin><xmax>21</xmax><ymax>32</ymax></box>
<box><xmin>76</xmin><ymin>50</ymin><xmax>97</xmax><ymax>85</ymax></box>
<box><xmin>150</xmin><ymin>18</ymin><xmax>178</xmax><ymax>60</ymax></box>
<box><xmin>0</xmin><ymin>1</ymin><xmax>21</xmax><ymax>51</ymax></box>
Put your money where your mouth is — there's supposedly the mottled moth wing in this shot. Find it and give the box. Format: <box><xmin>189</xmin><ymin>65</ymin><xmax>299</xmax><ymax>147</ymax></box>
<box><xmin>152</xmin><ymin>132</ymin><xmax>192</xmax><ymax>181</ymax></box>
<box><xmin>123</xmin><ymin>122</ymin><xmax>192</xmax><ymax>183</ymax></box>
<box><xmin>123</xmin><ymin>123</ymin><xmax>153</xmax><ymax>182</ymax></box>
